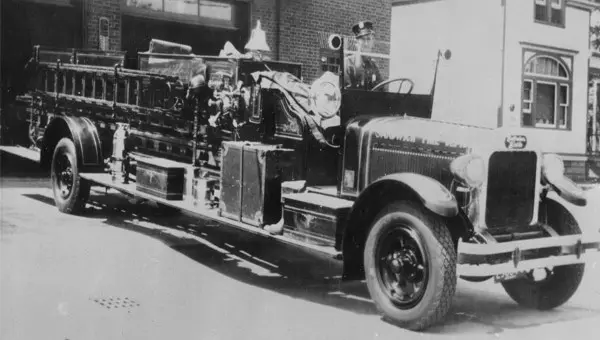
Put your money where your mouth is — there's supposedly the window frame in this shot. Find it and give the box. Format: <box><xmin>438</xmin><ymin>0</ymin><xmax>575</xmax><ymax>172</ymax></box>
<box><xmin>522</xmin><ymin>79</ymin><xmax>533</xmax><ymax>114</ymax></box>
<box><xmin>558</xmin><ymin>83</ymin><xmax>569</xmax><ymax>129</ymax></box>
<box><xmin>533</xmin><ymin>0</ymin><xmax>566</xmax><ymax>28</ymax></box>
<box><xmin>121</xmin><ymin>0</ymin><xmax>239</xmax><ymax>29</ymax></box>
<box><xmin>19</xmin><ymin>0</ymin><xmax>74</xmax><ymax>6</ymax></box>
<box><xmin>520</xmin><ymin>51</ymin><xmax>573</xmax><ymax>131</ymax></box>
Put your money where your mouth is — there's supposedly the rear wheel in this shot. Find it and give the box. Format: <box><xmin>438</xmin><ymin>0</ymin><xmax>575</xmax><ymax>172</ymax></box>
<box><xmin>364</xmin><ymin>201</ymin><xmax>456</xmax><ymax>331</ymax></box>
<box><xmin>501</xmin><ymin>200</ymin><xmax>585</xmax><ymax>310</ymax></box>
<box><xmin>51</xmin><ymin>138</ymin><xmax>90</xmax><ymax>214</ymax></box>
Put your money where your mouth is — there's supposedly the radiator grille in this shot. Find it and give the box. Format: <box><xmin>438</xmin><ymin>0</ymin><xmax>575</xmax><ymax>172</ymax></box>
<box><xmin>485</xmin><ymin>151</ymin><xmax>538</xmax><ymax>229</ymax></box>
<box><xmin>369</xmin><ymin>148</ymin><xmax>455</xmax><ymax>187</ymax></box>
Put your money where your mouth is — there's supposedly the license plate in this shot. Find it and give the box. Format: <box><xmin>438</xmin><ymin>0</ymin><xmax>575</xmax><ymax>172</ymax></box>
<box><xmin>494</xmin><ymin>272</ymin><xmax>526</xmax><ymax>283</ymax></box>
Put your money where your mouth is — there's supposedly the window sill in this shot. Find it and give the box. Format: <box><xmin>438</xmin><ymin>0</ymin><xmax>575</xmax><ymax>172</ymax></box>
<box><xmin>534</xmin><ymin>19</ymin><xmax>565</xmax><ymax>29</ymax></box>
<box><xmin>520</xmin><ymin>124</ymin><xmax>572</xmax><ymax>132</ymax></box>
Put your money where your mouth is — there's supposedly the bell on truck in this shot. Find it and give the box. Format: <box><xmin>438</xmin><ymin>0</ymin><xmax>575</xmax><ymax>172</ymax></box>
<box><xmin>244</xmin><ymin>20</ymin><xmax>271</xmax><ymax>60</ymax></box>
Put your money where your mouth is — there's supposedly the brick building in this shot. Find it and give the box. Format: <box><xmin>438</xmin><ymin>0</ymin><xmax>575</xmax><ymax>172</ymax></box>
<box><xmin>1</xmin><ymin>0</ymin><xmax>392</xmax><ymax>92</ymax></box>
<box><xmin>253</xmin><ymin>0</ymin><xmax>392</xmax><ymax>81</ymax></box>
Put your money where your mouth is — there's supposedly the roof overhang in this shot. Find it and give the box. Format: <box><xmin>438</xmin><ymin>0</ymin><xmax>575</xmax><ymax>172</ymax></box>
<box><xmin>567</xmin><ymin>0</ymin><xmax>600</xmax><ymax>12</ymax></box>
<box><xmin>392</xmin><ymin>0</ymin><xmax>600</xmax><ymax>10</ymax></box>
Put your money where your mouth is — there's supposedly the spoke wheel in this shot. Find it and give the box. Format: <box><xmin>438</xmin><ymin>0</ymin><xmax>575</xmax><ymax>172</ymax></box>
<box><xmin>364</xmin><ymin>201</ymin><xmax>456</xmax><ymax>331</ymax></box>
<box><xmin>51</xmin><ymin>138</ymin><xmax>90</xmax><ymax>214</ymax></box>
<box><xmin>54</xmin><ymin>154</ymin><xmax>74</xmax><ymax>199</ymax></box>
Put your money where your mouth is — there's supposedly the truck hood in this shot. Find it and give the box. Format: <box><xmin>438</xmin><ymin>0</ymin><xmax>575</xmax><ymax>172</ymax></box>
<box><xmin>342</xmin><ymin>115</ymin><xmax>507</xmax><ymax>194</ymax></box>
<box><xmin>350</xmin><ymin>115</ymin><xmax>505</xmax><ymax>153</ymax></box>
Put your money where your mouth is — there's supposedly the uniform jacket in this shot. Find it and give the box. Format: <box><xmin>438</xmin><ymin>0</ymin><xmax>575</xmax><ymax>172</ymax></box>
<box><xmin>344</xmin><ymin>55</ymin><xmax>382</xmax><ymax>90</ymax></box>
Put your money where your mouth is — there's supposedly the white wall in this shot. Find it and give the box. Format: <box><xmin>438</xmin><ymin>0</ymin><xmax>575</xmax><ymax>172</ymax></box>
<box><xmin>501</xmin><ymin>0</ymin><xmax>592</xmax><ymax>154</ymax></box>
<box><xmin>390</xmin><ymin>0</ymin><xmax>504</xmax><ymax>128</ymax></box>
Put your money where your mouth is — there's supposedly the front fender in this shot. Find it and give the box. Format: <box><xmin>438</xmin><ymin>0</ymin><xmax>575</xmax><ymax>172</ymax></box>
<box><xmin>340</xmin><ymin>172</ymin><xmax>459</xmax><ymax>280</ymax></box>
<box><xmin>41</xmin><ymin>116</ymin><xmax>103</xmax><ymax>171</ymax></box>
<box><xmin>544</xmin><ymin>175</ymin><xmax>587</xmax><ymax>207</ymax></box>
<box><xmin>369</xmin><ymin>173</ymin><xmax>459</xmax><ymax>218</ymax></box>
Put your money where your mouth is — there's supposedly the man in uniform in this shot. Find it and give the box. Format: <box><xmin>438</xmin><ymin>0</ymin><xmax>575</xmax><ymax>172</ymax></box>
<box><xmin>344</xmin><ymin>21</ymin><xmax>382</xmax><ymax>90</ymax></box>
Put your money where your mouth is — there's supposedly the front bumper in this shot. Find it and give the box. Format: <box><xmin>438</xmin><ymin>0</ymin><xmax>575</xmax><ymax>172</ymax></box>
<box><xmin>457</xmin><ymin>233</ymin><xmax>600</xmax><ymax>277</ymax></box>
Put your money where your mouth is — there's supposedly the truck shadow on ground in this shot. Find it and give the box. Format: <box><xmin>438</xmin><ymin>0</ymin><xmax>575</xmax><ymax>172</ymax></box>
<box><xmin>22</xmin><ymin>189</ymin><xmax>600</xmax><ymax>335</ymax></box>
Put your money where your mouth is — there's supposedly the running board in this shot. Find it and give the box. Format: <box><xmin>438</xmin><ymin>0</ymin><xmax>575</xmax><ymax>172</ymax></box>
<box><xmin>80</xmin><ymin>172</ymin><xmax>341</xmax><ymax>259</ymax></box>
<box><xmin>0</xmin><ymin>145</ymin><xmax>40</xmax><ymax>163</ymax></box>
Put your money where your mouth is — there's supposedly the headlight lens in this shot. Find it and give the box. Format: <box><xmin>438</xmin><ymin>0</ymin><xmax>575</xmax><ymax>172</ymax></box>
<box><xmin>542</xmin><ymin>153</ymin><xmax>565</xmax><ymax>181</ymax></box>
<box><xmin>451</xmin><ymin>154</ymin><xmax>486</xmax><ymax>188</ymax></box>
<box><xmin>309</xmin><ymin>72</ymin><xmax>341</xmax><ymax>119</ymax></box>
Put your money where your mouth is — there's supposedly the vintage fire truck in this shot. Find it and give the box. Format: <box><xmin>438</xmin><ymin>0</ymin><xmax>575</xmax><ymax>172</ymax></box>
<box><xmin>1</xmin><ymin>25</ymin><xmax>600</xmax><ymax>331</ymax></box>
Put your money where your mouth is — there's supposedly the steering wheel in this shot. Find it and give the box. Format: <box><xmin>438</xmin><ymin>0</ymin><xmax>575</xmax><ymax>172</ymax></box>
<box><xmin>371</xmin><ymin>78</ymin><xmax>414</xmax><ymax>94</ymax></box>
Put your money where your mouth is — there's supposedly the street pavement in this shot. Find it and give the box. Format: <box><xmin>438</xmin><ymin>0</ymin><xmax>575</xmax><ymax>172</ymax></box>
<box><xmin>1</xmin><ymin>152</ymin><xmax>600</xmax><ymax>340</ymax></box>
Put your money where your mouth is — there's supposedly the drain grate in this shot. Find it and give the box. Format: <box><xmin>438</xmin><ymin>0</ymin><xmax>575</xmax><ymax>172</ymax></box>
<box><xmin>90</xmin><ymin>297</ymin><xmax>140</xmax><ymax>310</ymax></box>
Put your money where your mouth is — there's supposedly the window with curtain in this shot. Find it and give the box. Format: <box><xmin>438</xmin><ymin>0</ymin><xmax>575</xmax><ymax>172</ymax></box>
<box><xmin>534</xmin><ymin>0</ymin><xmax>565</xmax><ymax>27</ymax></box>
<box><xmin>125</xmin><ymin>0</ymin><xmax>232</xmax><ymax>21</ymax></box>
<box><xmin>521</xmin><ymin>54</ymin><xmax>572</xmax><ymax>130</ymax></box>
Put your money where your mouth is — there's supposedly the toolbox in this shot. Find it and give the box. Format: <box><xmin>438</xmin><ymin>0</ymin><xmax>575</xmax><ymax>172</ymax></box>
<box><xmin>220</xmin><ymin>141</ymin><xmax>294</xmax><ymax>227</ymax></box>
<box><xmin>136</xmin><ymin>157</ymin><xmax>186</xmax><ymax>200</ymax></box>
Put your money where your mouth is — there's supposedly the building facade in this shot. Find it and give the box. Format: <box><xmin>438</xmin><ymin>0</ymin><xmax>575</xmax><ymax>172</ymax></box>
<box><xmin>390</xmin><ymin>0</ymin><xmax>598</xmax><ymax>156</ymax></box>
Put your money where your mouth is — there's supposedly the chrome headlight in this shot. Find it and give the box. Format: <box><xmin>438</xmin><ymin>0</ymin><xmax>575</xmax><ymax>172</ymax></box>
<box><xmin>309</xmin><ymin>71</ymin><xmax>341</xmax><ymax>119</ymax></box>
<box><xmin>450</xmin><ymin>154</ymin><xmax>486</xmax><ymax>188</ymax></box>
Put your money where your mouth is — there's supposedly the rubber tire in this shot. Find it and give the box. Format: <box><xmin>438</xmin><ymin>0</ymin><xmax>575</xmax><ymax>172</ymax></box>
<box><xmin>501</xmin><ymin>200</ymin><xmax>585</xmax><ymax>310</ymax></box>
<box><xmin>50</xmin><ymin>138</ymin><xmax>90</xmax><ymax>214</ymax></box>
<box><xmin>364</xmin><ymin>201</ymin><xmax>457</xmax><ymax>331</ymax></box>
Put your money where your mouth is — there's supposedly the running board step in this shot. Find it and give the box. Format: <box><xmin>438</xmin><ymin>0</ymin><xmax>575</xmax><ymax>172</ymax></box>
<box><xmin>80</xmin><ymin>172</ymin><xmax>341</xmax><ymax>258</ymax></box>
<box><xmin>0</xmin><ymin>145</ymin><xmax>41</xmax><ymax>163</ymax></box>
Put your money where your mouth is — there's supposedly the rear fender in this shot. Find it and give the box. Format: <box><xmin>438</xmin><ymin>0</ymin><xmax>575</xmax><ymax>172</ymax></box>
<box><xmin>40</xmin><ymin>116</ymin><xmax>103</xmax><ymax>171</ymax></box>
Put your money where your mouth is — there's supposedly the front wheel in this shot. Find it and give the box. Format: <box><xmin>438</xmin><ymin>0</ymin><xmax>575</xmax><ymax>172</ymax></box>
<box><xmin>364</xmin><ymin>201</ymin><xmax>457</xmax><ymax>331</ymax></box>
<box><xmin>51</xmin><ymin>138</ymin><xmax>90</xmax><ymax>214</ymax></box>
